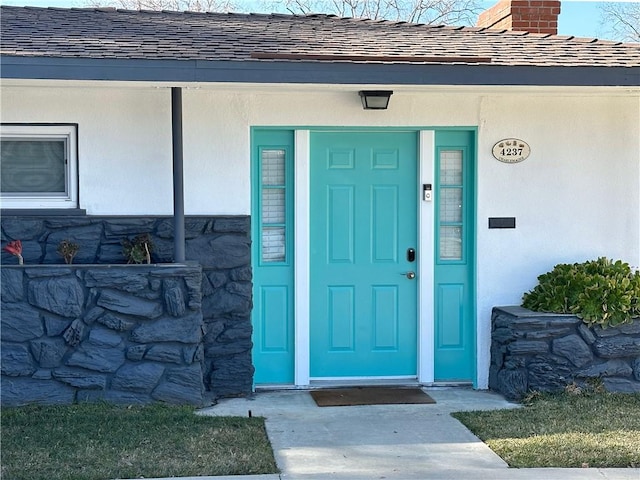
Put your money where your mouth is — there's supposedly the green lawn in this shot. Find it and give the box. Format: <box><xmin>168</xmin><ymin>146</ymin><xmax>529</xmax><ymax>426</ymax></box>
<box><xmin>452</xmin><ymin>391</ymin><xmax>640</xmax><ymax>468</ymax></box>
<box><xmin>1</xmin><ymin>402</ymin><xmax>278</xmax><ymax>480</ymax></box>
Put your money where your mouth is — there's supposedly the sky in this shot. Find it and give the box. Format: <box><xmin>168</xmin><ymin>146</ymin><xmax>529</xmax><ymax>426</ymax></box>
<box><xmin>0</xmin><ymin>0</ymin><xmax>636</xmax><ymax>41</ymax></box>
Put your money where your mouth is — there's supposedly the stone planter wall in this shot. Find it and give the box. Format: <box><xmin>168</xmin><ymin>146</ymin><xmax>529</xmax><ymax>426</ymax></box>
<box><xmin>1</xmin><ymin>215</ymin><xmax>253</xmax><ymax>399</ymax></box>
<box><xmin>490</xmin><ymin>306</ymin><xmax>640</xmax><ymax>400</ymax></box>
<box><xmin>1</xmin><ymin>264</ymin><xmax>206</xmax><ymax>406</ymax></box>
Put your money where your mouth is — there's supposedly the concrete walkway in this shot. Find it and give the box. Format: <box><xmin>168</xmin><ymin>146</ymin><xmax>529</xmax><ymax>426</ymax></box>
<box><xmin>162</xmin><ymin>387</ymin><xmax>638</xmax><ymax>480</ymax></box>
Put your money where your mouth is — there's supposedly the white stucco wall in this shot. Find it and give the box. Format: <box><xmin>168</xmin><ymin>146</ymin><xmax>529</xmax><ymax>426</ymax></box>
<box><xmin>2</xmin><ymin>81</ymin><xmax>639</xmax><ymax>388</ymax></box>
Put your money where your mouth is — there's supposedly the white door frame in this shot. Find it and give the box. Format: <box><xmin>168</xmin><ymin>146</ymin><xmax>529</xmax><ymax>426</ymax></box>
<box><xmin>293</xmin><ymin>129</ymin><xmax>435</xmax><ymax>386</ymax></box>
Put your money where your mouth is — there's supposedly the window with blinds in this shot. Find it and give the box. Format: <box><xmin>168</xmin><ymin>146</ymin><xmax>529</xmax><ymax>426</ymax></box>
<box><xmin>0</xmin><ymin>124</ymin><xmax>78</xmax><ymax>209</ymax></box>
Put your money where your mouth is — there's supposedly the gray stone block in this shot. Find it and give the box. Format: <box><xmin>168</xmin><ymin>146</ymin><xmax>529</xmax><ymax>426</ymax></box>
<box><xmin>230</xmin><ymin>266</ymin><xmax>252</xmax><ymax>282</ymax></box>
<box><xmin>207</xmin><ymin>353</ymin><xmax>253</xmax><ymax>397</ymax></box>
<box><xmin>112</xmin><ymin>363</ymin><xmax>164</xmax><ymax>393</ymax></box>
<box><xmin>30</xmin><ymin>337</ymin><xmax>67</xmax><ymax>368</ymax></box>
<box><xmin>1</xmin><ymin>343</ymin><xmax>36</xmax><ymax>376</ymax></box>
<box><xmin>527</xmin><ymin>356</ymin><xmax>573</xmax><ymax>392</ymax></box>
<box><xmin>25</xmin><ymin>267</ymin><xmax>72</xmax><ymax>278</ymax></box>
<box><xmin>63</xmin><ymin>319</ymin><xmax>85</xmax><ymax>346</ymax></box>
<box><xmin>552</xmin><ymin>334</ymin><xmax>593</xmax><ymax>367</ymax></box>
<box><xmin>619</xmin><ymin>322</ymin><xmax>640</xmax><ymax>335</ymax></box>
<box><xmin>1</xmin><ymin>377</ymin><xmax>75</xmax><ymax>406</ymax></box>
<box><xmin>206</xmin><ymin>271</ymin><xmax>227</xmax><ymax>289</ymax></box>
<box><xmin>188</xmin><ymin>235</ymin><xmax>249</xmax><ymax>269</ymax></box>
<box><xmin>53</xmin><ymin>367</ymin><xmax>107</xmax><ymax>389</ymax></box>
<box><xmin>97</xmin><ymin>243</ymin><xmax>126</xmax><ymax>264</ymax></box>
<box><xmin>156</xmin><ymin>218</ymin><xmax>209</xmax><ymax>239</ymax></box>
<box><xmin>145</xmin><ymin>345</ymin><xmax>183</xmax><ymax>364</ymax></box>
<box><xmin>1</xmin><ymin>268</ymin><xmax>24</xmax><ymax>303</ymax></box>
<box><xmin>150</xmin><ymin>238</ymin><xmax>173</xmax><ymax>263</ymax></box>
<box><xmin>77</xmin><ymin>389</ymin><xmax>152</xmax><ymax>405</ymax></box>
<box><xmin>577</xmin><ymin>360</ymin><xmax>633</xmax><ymax>378</ymax></box>
<box><xmin>507</xmin><ymin>340</ymin><xmax>549</xmax><ymax>355</ymax></box>
<box><xmin>2</xmin><ymin>240</ymin><xmax>43</xmax><ymax>264</ymax></box>
<box><xmin>495</xmin><ymin>368</ymin><xmax>528</xmax><ymax>400</ymax></box>
<box><xmin>633</xmin><ymin>357</ymin><xmax>640</xmax><ymax>381</ymax></box>
<box><xmin>83</xmin><ymin>307</ymin><xmax>105</xmax><ymax>325</ymax></box>
<box><xmin>88</xmin><ymin>328</ymin><xmax>122</xmax><ymax>347</ymax></box>
<box><xmin>66</xmin><ymin>342</ymin><xmax>125</xmax><ymax>373</ymax></box>
<box><xmin>212</xmin><ymin>217</ymin><xmax>249</xmax><ymax>234</ymax></box>
<box><xmin>226</xmin><ymin>281</ymin><xmax>251</xmax><ymax>298</ymax></box>
<box><xmin>1</xmin><ymin>303</ymin><xmax>44</xmax><ymax>341</ymax></box>
<box><xmin>152</xmin><ymin>364</ymin><xmax>204</xmax><ymax>405</ymax></box>
<box><xmin>2</xmin><ymin>218</ymin><xmax>44</xmax><ymax>239</ymax></box>
<box><xmin>592</xmin><ymin>325</ymin><xmax>624</xmax><ymax>338</ymax></box>
<box><xmin>127</xmin><ymin>345</ymin><xmax>147</xmax><ymax>361</ymax></box>
<box><xmin>204</xmin><ymin>319</ymin><xmax>226</xmax><ymax>341</ymax></box>
<box><xmin>131</xmin><ymin>313</ymin><xmax>203</xmax><ymax>344</ymax></box>
<box><xmin>104</xmin><ymin>219</ymin><xmax>156</xmax><ymax>238</ymax></box>
<box><xmin>44</xmin><ymin>316</ymin><xmax>72</xmax><ymax>336</ymax></box>
<box><xmin>183</xmin><ymin>345</ymin><xmax>203</xmax><ymax>364</ymax></box>
<box><xmin>205</xmin><ymin>339</ymin><xmax>252</xmax><ymax>357</ymax></box>
<box><xmin>32</xmin><ymin>369</ymin><xmax>52</xmax><ymax>380</ymax></box>
<box><xmin>202</xmin><ymin>288</ymin><xmax>251</xmax><ymax>316</ymax></box>
<box><xmin>593</xmin><ymin>336</ymin><xmax>640</xmax><ymax>358</ymax></box>
<box><xmin>602</xmin><ymin>377</ymin><xmax>640</xmax><ymax>393</ymax></box>
<box><xmin>44</xmin><ymin>217</ymin><xmax>92</xmax><ymax>228</ymax></box>
<box><xmin>164</xmin><ymin>282</ymin><xmax>186</xmax><ymax>317</ymax></box>
<box><xmin>28</xmin><ymin>276</ymin><xmax>84</xmax><ymax>318</ymax></box>
<box><xmin>96</xmin><ymin>312</ymin><xmax>135</xmax><ymax>332</ymax></box>
<box><xmin>97</xmin><ymin>289</ymin><xmax>162</xmax><ymax>318</ymax></box>
<box><xmin>525</xmin><ymin>327</ymin><xmax>572</xmax><ymax>340</ymax></box>
<box><xmin>44</xmin><ymin>224</ymin><xmax>103</xmax><ymax>264</ymax></box>
<box><xmin>578</xmin><ymin>323</ymin><xmax>596</xmax><ymax>344</ymax></box>
<box><xmin>85</xmin><ymin>269</ymin><xmax>149</xmax><ymax>292</ymax></box>
<box><xmin>219</xmin><ymin>321</ymin><xmax>252</xmax><ymax>342</ymax></box>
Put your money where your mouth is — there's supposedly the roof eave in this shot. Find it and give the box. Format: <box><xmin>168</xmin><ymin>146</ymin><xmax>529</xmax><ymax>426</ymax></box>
<box><xmin>1</xmin><ymin>56</ymin><xmax>638</xmax><ymax>87</ymax></box>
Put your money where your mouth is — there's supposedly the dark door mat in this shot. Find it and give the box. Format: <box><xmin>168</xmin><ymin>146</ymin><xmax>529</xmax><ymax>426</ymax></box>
<box><xmin>310</xmin><ymin>387</ymin><xmax>436</xmax><ymax>407</ymax></box>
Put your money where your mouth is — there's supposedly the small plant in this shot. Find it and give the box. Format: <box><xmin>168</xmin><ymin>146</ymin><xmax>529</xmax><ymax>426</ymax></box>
<box><xmin>57</xmin><ymin>239</ymin><xmax>80</xmax><ymax>264</ymax></box>
<box><xmin>522</xmin><ymin>257</ymin><xmax>640</xmax><ymax>328</ymax></box>
<box><xmin>3</xmin><ymin>240</ymin><xmax>24</xmax><ymax>265</ymax></box>
<box><xmin>122</xmin><ymin>233</ymin><xmax>154</xmax><ymax>264</ymax></box>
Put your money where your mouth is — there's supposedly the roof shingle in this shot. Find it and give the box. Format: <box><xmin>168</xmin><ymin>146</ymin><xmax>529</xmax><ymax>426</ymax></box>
<box><xmin>1</xmin><ymin>6</ymin><xmax>639</xmax><ymax>68</ymax></box>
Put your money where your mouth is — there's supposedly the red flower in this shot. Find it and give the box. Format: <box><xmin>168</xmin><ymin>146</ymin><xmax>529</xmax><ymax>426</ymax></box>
<box><xmin>4</xmin><ymin>240</ymin><xmax>24</xmax><ymax>265</ymax></box>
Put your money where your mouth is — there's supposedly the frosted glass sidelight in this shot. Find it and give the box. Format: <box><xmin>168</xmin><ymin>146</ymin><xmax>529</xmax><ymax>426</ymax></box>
<box><xmin>440</xmin><ymin>188</ymin><xmax>462</xmax><ymax>223</ymax></box>
<box><xmin>262</xmin><ymin>226</ymin><xmax>286</xmax><ymax>262</ymax></box>
<box><xmin>439</xmin><ymin>150</ymin><xmax>464</xmax><ymax>261</ymax></box>
<box><xmin>440</xmin><ymin>150</ymin><xmax>462</xmax><ymax>186</ymax></box>
<box><xmin>261</xmin><ymin>149</ymin><xmax>285</xmax><ymax>185</ymax></box>
<box><xmin>261</xmin><ymin>149</ymin><xmax>287</xmax><ymax>263</ymax></box>
<box><xmin>440</xmin><ymin>226</ymin><xmax>463</xmax><ymax>260</ymax></box>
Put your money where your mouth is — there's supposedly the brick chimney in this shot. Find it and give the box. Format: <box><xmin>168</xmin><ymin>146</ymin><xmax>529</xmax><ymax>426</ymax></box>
<box><xmin>476</xmin><ymin>0</ymin><xmax>561</xmax><ymax>35</ymax></box>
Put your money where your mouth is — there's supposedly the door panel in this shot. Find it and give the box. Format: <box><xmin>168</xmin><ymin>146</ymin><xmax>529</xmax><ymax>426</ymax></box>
<box><xmin>310</xmin><ymin>131</ymin><xmax>418</xmax><ymax>378</ymax></box>
<box><xmin>434</xmin><ymin>131</ymin><xmax>475</xmax><ymax>382</ymax></box>
<box><xmin>252</xmin><ymin>130</ymin><xmax>295</xmax><ymax>384</ymax></box>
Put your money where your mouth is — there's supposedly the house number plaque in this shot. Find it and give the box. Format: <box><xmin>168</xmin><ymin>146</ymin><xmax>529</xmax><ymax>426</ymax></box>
<box><xmin>492</xmin><ymin>138</ymin><xmax>531</xmax><ymax>163</ymax></box>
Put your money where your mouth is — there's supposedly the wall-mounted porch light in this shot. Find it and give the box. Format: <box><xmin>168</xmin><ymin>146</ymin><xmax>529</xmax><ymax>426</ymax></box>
<box><xmin>358</xmin><ymin>90</ymin><xmax>393</xmax><ymax>110</ymax></box>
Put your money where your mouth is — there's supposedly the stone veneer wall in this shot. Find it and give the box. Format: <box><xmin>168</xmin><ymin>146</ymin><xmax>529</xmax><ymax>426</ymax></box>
<box><xmin>490</xmin><ymin>306</ymin><xmax>640</xmax><ymax>400</ymax></box>
<box><xmin>1</xmin><ymin>264</ymin><xmax>205</xmax><ymax>406</ymax></box>
<box><xmin>1</xmin><ymin>215</ymin><xmax>252</xmax><ymax>400</ymax></box>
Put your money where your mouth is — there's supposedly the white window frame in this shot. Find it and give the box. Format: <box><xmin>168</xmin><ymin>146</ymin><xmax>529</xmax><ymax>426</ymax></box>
<box><xmin>1</xmin><ymin>124</ymin><xmax>78</xmax><ymax>209</ymax></box>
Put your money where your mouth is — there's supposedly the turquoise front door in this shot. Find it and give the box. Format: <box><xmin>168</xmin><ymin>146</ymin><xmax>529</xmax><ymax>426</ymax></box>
<box><xmin>310</xmin><ymin>131</ymin><xmax>418</xmax><ymax>378</ymax></box>
<box><xmin>433</xmin><ymin>130</ymin><xmax>476</xmax><ymax>382</ymax></box>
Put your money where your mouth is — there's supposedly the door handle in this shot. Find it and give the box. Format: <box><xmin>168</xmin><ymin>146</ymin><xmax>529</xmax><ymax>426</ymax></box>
<box><xmin>400</xmin><ymin>271</ymin><xmax>416</xmax><ymax>280</ymax></box>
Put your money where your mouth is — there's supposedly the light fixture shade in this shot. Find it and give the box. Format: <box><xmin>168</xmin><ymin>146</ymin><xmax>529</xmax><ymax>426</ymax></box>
<box><xmin>359</xmin><ymin>90</ymin><xmax>393</xmax><ymax>110</ymax></box>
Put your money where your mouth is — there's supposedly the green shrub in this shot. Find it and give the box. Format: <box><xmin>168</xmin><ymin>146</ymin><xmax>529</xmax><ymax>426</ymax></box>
<box><xmin>522</xmin><ymin>258</ymin><xmax>640</xmax><ymax>328</ymax></box>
